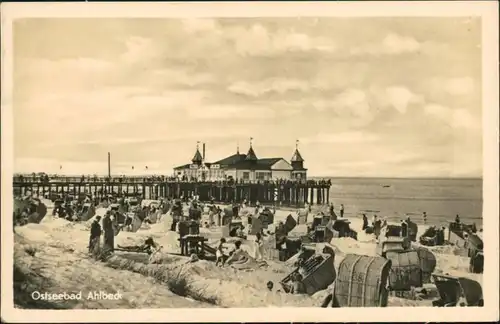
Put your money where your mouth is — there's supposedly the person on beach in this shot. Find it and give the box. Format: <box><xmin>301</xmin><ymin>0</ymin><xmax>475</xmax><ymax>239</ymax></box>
<box><xmin>373</xmin><ymin>216</ymin><xmax>382</xmax><ymax>238</ymax></box>
<box><xmin>290</xmin><ymin>273</ymin><xmax>305</xmax><ymax>294</ymax></box>
<box><xmin>255</xmin><ymin>233</ymin><xmax>265</xmax><ymax>261</ymax></box>
<box><xmin>266</xmin><ymin>281</ymin><xmax>274</xmax><ymax>291</ymax></box>
<box><xmin>340</xmin><ymin>204</ymin><xmax>344</xmax><ymax>218</ymax></box>
<box><xmin>142</xmin><ymin>237</ymin><xmax>160</xmax><ymax>255</ymax></box>
<box><xmin>226</xmin><ymin>240</ymin><xmax>244</xmax><ymax>265</ymax></box>
<box><xmin>455</xmin><ymin>214</ymin><xmax>461</xmax><ymax>224</ymax></box>
<box><xmin>217</xmin><ymin>206</ymin><xmax>222</xmax><ymax>226</ymax></box>
<box><xmin>362</xmin><ymin>214</ymin><xmax>368</xmax><ymax>231</ymax></box>
<box><xmin>401</xmin><ymin>220</ymin><xmax>408</xmax><ymax>237</ymax></box>
<box><xmin>215</xmin><ymin>238</ymin><xmax>226</xmax><ymax>267</ymax></box>
<box><xmin>423</xmin><ymin>212</ymin><xmax>427</xmax><ymax>224</ymax></box>
<box><xmin>372</xmin><ymin>214</ymin><xmax>378</xmax><ymax>227</ymax></box>
<box><xmin>469</xmin><ymin>242</ymin><xmax>484</xmax><ymax>273</ymax></box>
<box><xmin>295</xmin><ymin>246</ymin><xmax>309</xmax><ymax>268</ymax></box>
<box><xmin>102</xmin><ymin>212</ymin><xmax>115</xmax><ymax>253</ymax></box>
<box><xmin>329</xmin><ymin>203</ymin><xmax>334</xmax><ymax>217</ymax></box>
<box><xmin>88</xmin><ymin>216</ymin><xmax>102</xmax><ymax>253</ymax></box>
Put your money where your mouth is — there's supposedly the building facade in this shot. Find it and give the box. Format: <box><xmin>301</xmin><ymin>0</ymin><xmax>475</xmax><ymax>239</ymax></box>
<box><xmin>173</xmin><ymin>142</ymin><xmax>308</xmax><ymax>182</ymax></box>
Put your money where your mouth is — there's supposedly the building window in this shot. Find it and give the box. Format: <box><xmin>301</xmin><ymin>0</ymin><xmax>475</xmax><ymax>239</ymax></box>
<box><xmin>243</xmin><ymin>172</ymin><xmax>250</xmax><ymax>180</ymax></box>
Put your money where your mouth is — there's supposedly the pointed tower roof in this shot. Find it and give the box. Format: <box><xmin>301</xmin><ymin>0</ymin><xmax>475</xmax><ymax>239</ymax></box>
<box><xmin>245</xmin><ymin>137</ymin><xmax>258</xmax><ymax>161</ymax></box>
<box><xmin>291</xmin><ymin>149</ymin><xmax>304</xmax><ymax>162</ymax></box>
<box><xmin>291</xmin><ymin>140</ymin><xmax>304</xmax><ymax>162</ymax></box>
<box><xmin>191</xmin><ymin>142</ymin><xmax>203</xmax><ymax>163</ymax></box>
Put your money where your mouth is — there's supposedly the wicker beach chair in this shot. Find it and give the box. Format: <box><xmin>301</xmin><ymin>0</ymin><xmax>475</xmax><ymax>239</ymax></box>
<box><xmin>333</xmin><ymin>254</ymin><xmax>391</xmax><ymax>307</ymax></box>
<box><xmin>385</xmin><ymin>250</ymin><xmax>423</xmax><ymax>291</ymax></box>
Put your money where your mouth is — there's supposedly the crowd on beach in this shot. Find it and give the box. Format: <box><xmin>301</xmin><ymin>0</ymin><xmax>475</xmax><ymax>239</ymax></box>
<box><xmin>14</xmin><ymin>186</ymin><xmax>485</xmax><ymax>301</ymax></box>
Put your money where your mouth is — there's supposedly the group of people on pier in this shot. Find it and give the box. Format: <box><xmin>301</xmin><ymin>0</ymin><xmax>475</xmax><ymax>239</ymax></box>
<box><xmin>14</xmin><ymin>173</ymin><xmax>333</xmax><ymax>187</ymax></box>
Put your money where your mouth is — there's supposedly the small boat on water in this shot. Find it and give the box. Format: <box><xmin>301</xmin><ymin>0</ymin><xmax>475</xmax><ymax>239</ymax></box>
<box><xmin>382</xmin><ymin>185</ymin><xmax>391</xmax><ymax>188</ymax></box>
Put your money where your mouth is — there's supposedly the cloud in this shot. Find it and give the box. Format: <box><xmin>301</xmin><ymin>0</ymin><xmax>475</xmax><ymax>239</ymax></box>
<box><xmin>12</xmin><ymin>18</ymin><xmax>483</xmax><ymax>177</ymax></box>
<box><xmin>424</xmin><ymin>103</ymin><xmax>479</xmax><ymax>129</ymax></box>
<box><xmin>350</xmin><ymin>32</ymin><xmax>421</xmax><ymax>56</ymax></box>
<box><xmin>181</xmin><ymin>20</ymin><xmax>337</xmax><ymax>57</ymax></box>
<box><xmin>301</xmin><ymin>131</ymin><xmax>379</xmax><ymax>144</ymax></box>
<box><xmin>230</xmin><ymin>24</ymin><xmax>336</xmax><ymax>56</ymax></box>
<box><xmin>182</xmin><ymin>18</ymin><xmax>219</xmax><ymax>34</ymax></box>
<box><xmin>227</xmin><ymin>78</ymin><xmax>312</xmax><ymax>97</ymax></box>
<box><xmin>384</xmin><ymin>86</ymin><xmax>424</xmax><ymax>113</ymax></box>
<box><xmin>444</xmin><ymin>77</ymin><xmax>476</xmax><ymax>96</ymax></box>
<box><xmin>120</xmin><ymin>36</ymin><xmax>160</xmax><ymax>64</ymax></box>
<box><xmin>187</xmin><ymin>104</ymin><xmax>276</xmax><ymax>120</ymax></box>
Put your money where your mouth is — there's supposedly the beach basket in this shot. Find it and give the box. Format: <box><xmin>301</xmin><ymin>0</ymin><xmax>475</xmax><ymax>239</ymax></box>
<box><xmin>385</xmin><ymin>250</ymin><xmax>422</xmax><ymax>291</ymax></box>
<box><xmin>413</xmin><ymin>246</ymin><xmax>437</xmax><ymax>284</ymax></box>
<box><xmin>432</xmin><ymin>274</ymin><xmax>483</xmax><ymax>307</ymax></box>
<box><xmin>178</xmin><ymin>220</ymin><xmax>200</xmax><ymax>237</ymax></box>
<box><xmin>129</xmin><ymin>213</ymin><xmax>142</xmax><ymax>232</ymax></box>
<box><xmin>80</xmin><ymin>203</ymin><xmax>96</xmax><ymax>222</ymax></box>
<box><xmin>222</xmin><ymin>215</ymin><xmax>232</xmax><ymax>226</ymax></box>
<box><xmin>249</xmin><ymin>217</ymin><xmax>262</xmax><ymax>235</ymax></box>
<box><xmin>189</xmin><ymin>207</ymin><xmax>202</xmax><ymax>220</ymax></box>
<box><xmin>333</xmin><ymin>254</ymin><xmax>391</xmax><ymax>307</ymax></box>
<box><xmin>314</xmin><ymin>225</ymin><xmax>327</xmax><ymax>242</ymax></box>
<box><xmin>259</xmin><ymin>209</ymin><xmax>274</xmax><ymax>228</ymax></box>
<box><xmin>407</xmin><ymin>221</ymin><xmax>418</xmax><ymax>242</ymax></box>
<box><xmin>469</xmin><ymin>251</ymin><xmax>484</xmax><ymax>273</ymax></box>
<box><xmin>376</xmin><ymin>237</ymin><xmax>406</xmax><ymax>257</ymax></box>
<box><xmin>284</xmin><ymin>214</ymin><xmax>297</xmax><ymax>234</ymax></box>
<box><xmin>284</xmin><ymin>237</ymin><xmax>302</xmax><ymax>259</ymax></box>
<box><xmin>386</xmin><ymin>224</ymin><xmax>402</xmax><ymax>237</ymax></box>
<box><xmin>325</xmin><ymin>219</ymin><xmax>357</xmax><ymax>242</ymax></box>
<box><xmin>311</xmin><ymin>216</ymin><xmax>323</xmax><ymax>231</ymax></box>
<box><xmin>285</xmin><ymin>246</ymin><xmax>316</xmax><ymax>267</ymax></box>
<box><xmin>467</xmin><ymin>234</ymin><xmax>483</xmax><ymax>258</ymax></box>
<box><xmin>266</xmin><ymin>248</ymin><xmax>280</xmax><ymax>260</ymax></box>
<box><xmin>447</xmin><ymin>222</ymin><xmax>468</xmax><ymax>247</ymax></box>
<box><xmin>280</xmin><ymin>254</ymin><xmax>335</xmax><ymax>295</ymax></box>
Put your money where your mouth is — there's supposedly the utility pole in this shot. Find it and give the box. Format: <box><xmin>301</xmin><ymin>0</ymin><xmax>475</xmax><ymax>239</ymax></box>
<box><xmin>108</xmin><ymin>152</ymin><xmax>111</xmax><ymax>178</ymax></box>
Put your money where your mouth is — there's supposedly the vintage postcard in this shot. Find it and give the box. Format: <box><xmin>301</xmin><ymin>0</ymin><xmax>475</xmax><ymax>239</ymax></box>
<box><xmin>1</xmin><ymin>1</ymin><xmax>498</xmax><ymax>323</ymax></box>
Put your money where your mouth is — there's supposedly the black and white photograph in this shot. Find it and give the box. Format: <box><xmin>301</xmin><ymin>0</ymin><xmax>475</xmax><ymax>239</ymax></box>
<box><xmin>1</xmin><ymin>2</ymin><xmax>498</xmax><ymax>323</ymax></box>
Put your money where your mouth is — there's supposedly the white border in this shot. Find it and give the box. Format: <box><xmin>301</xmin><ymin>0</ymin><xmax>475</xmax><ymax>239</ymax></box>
<box><xmin>1</xmin><ymin>1</ymin><xmax>499</xmax><ymax>323</ymax></box>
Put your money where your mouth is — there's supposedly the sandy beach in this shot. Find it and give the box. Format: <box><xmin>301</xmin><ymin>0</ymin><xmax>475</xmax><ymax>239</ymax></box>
<box><xmin>13</xmin><ymin>199</ymin><xmax>483</xmax><ymax>309</ymax></box>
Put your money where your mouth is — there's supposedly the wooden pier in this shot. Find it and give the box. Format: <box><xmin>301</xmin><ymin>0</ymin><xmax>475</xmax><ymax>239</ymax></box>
<box><xmin>13</xmin><ymin>175</ymin><xmax>332</xmax><ymax>207</ymax></box>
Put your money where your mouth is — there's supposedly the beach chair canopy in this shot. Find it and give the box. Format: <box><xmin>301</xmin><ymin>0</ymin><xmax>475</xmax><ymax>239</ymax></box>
<box><xmin>432</xmin><ymin>274</ymin><xmax>482</xmax><ymax>306</ymax></box>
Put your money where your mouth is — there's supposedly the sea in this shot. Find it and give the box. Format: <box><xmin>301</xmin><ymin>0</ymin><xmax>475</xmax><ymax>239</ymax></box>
<box><xmin>323</xmin><ymin>177</ymin><xmax>483</xmax><ymax>227</ymax></box>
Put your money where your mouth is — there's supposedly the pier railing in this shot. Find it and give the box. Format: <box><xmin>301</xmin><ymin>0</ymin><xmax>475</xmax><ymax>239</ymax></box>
<box><xmin>13</xmin><ymin>175</ymin><xmax>332</xmax><ymax>187</ymax></box>
<box><xmin>13</xmin><ymin>175</ymin><xmax>332</xmax><ymax>206</ymax></box>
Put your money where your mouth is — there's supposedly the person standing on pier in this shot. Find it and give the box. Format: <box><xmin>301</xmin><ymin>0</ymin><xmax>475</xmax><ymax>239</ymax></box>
<box><xmin>340</xmin><ymin>204</ymin><xmax>344</xmax><ymax>218</ymax></box>
<box><xmin>102</xmin><ymin>212</ymin><xmax>115</xmax><ymax>253</ymax></box>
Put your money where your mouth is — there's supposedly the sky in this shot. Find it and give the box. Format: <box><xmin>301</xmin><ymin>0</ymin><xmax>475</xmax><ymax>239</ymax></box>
<box><xmin>12</xmin><ymin>17</ymin><xmax>482</xmax><ymax>177</ymax></box>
